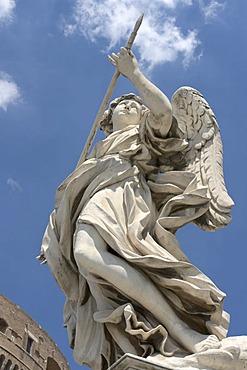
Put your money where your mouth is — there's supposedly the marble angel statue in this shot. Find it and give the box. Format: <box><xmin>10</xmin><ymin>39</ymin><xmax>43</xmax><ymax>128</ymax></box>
<box><xmin>38</xmin><ymin>47</ymin><xmax>234</xmax><ymax>370</ymax></box>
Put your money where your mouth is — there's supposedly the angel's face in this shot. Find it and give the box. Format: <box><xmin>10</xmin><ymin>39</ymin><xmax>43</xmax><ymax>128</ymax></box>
<box><xmin>112</xmin><ymin>99</ymin><xmax>142</xmax><ymax>131</ymax></box>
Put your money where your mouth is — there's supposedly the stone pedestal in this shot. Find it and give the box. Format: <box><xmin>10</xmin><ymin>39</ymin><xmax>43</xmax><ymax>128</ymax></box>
<box><xmin>108</xmin><ymin>337</ymin><xmax>247</xmax><ymax>370</ymax></box>
<box><xmin>108</xmin><ymin>354</ymin><xmax>173</xmax><ymax>370</ymax></box>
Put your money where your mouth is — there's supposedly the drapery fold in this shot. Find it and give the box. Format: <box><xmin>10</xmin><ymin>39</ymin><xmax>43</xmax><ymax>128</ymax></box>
<box><xmin>42</xmin><ymin>122</ymin><xmax>229</xmax><ymax>370</ymax></box>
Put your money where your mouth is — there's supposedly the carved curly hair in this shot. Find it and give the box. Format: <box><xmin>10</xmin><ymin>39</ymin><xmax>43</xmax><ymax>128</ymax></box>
<box><xmin>100</xmin><ymin>93</ymin><xmax>148</xmax><ymax>137</ymax></box>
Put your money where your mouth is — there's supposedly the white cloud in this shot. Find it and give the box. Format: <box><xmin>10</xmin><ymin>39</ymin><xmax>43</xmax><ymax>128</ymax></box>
<box><xmin>158</xmin><ymin>0</ymin><xmax>192</xmax><ymax>8</ymax></box>
<box><xmin>7</xmin><ymin>178</ymin><xmax>22</xmax><ymax>192</ymax></box>
<box><xmin>0</xmin><ymin>72</ymin><xmax>20</xmax><ymax>111</ymax></box>
<box><xmin>137</xmin><ymin>17</ymin><xmax>199</xmax><ymax>70</ymax></box>
<box><xmin>64</xmin><ymin>0</ymin><xmax>200</xmax><ymax>71</ymax></box>
<box><xmin>0</xmin><ymin>0</ymin><xmax>16</xmax><ymax>23</ymax></box>
<box><xmin>199</xmin><ymin>0</ymin><xmax>225</xmax><ymax>22</ymax></box>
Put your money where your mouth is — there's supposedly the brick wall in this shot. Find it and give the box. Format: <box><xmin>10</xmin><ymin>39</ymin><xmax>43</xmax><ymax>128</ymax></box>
<box><xmin>0</xmin><ymin>294</ymin><xmax>70</xmax><ymax>370</ymax></box>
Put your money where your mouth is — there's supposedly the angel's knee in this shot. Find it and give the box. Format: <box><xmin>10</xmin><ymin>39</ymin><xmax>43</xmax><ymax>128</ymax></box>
<box><xmin>73</xmin><ymin>222</ymin><xmax>107</xmax><ymax>273</ymax></box>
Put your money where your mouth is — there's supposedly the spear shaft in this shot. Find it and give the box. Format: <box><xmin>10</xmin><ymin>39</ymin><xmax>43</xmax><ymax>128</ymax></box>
<box><xmin>76</xmin><ymin>14</ymin><xmax>144</xmax><ymax>167</ymax></box>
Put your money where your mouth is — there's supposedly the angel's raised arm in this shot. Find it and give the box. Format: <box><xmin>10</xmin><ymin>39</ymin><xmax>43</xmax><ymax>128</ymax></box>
<box><xmin>109</xmin><ymin>47</ymin><xmax>173</xmax><ymax>137</ymax></box>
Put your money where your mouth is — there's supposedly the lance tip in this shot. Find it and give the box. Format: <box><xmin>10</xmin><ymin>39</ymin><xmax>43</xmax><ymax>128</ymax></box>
<box><xmin>136</xmin><ymin>13</ymin><xmax>144</xmax><ymax>29</ymax></box>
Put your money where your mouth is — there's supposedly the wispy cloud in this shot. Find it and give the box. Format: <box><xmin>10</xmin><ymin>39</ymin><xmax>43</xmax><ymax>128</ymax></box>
<box><xmin>137</xmin><ymin>17</ymin><xmax>199</xmax><ymax>70</ymax></box>
<box><xmin>0</xmin><ymin>72</ymin><xmax>20</xmax><ymax>111</ymax></box>
<box><xmin>63</xmin><ymin>0</ymin><xmax>225</xmax><ymax>71</ymax></box>
<box><xmin>64</xmin><ymin>0</ymin><xmax>201</xmax><ymax>71</ymax></box>
<box><xmin>199</xmin><ymin>0</ymin><xmax>226</xmax><ymax>22</ymax></box>
<box><xmin>7</xmin><ymin>178</ymin><xmax>22</xmax><ymax>192</ymax></box>
<box><xmin>158</xmin><ymin>0</ymin><xmax>193</xmax><ymax>8</ymax></box>
<box><xmin>0</xmin><ymin>0</ymin><xmax>16</xmax><ymax>24</ymax></box>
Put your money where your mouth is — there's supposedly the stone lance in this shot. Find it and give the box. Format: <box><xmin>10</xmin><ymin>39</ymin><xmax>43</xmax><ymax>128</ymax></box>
<box><xmin>76</xmin><ymin>14</ymin><xmax>144</xmax><ymax>166</ymax></box>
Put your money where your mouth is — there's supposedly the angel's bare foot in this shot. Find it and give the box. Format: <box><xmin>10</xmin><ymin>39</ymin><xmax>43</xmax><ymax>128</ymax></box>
<box><xmin>193</xmin><ymin>334</ymin><xmax>221</xmax><ymax>353</ymax></box>
<box><xmin>174</xmin><ymin>325</ymin><xmax>222</xmax><ymax>354</ymax></box>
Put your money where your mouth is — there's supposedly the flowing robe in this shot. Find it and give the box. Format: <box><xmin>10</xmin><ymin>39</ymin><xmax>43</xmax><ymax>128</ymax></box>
<box><xmin>42</xmin><ymin>117</ymin><xmax>229</xmax><ymax>370</ymax></box>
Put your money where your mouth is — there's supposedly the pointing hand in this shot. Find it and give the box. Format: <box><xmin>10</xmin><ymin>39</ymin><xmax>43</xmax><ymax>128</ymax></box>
<box><xmin>108</xmin><ymin>47</ymin><xmax>140</xmax><ymax>79</ymax></box>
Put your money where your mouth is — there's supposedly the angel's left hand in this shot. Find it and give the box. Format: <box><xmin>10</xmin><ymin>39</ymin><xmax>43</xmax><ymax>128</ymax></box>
<box><xmin>108</xmin><ymin>47</ymin><xmax>139</xmax><ymax>78</ymax></box>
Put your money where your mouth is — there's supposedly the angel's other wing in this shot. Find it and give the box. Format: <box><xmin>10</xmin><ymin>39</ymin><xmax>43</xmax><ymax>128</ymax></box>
<box><xmin>171</xmin><ymin>86</ymin><xmax>234</xmax><ymax>231</ymax></box>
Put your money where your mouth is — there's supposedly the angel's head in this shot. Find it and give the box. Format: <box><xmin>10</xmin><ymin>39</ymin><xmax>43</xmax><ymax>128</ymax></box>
<box><xmin>100</xmin><ymin>93</ymin><xmax>148</xmax><ymax>136</ymax></box>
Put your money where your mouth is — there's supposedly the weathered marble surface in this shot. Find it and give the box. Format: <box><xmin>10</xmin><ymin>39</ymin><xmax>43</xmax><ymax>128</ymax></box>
<box><xmin>109</xmin><ymin>337</ymin><xmax>247</xmax><ymax>370</ymax></box>
<box><xmin>148</xmin><ymin>336</ymin><xmax>247</xmax><ymax>370</ymax></box>
<box><xmin>39</xmin><ymin>47</ymin><xmax>237</xmax><ymax>370</ymax></box>
<box><xmin>108</xmin><ymin>353</ymin><xmax>171</xmax><ymax>370</ymax></box>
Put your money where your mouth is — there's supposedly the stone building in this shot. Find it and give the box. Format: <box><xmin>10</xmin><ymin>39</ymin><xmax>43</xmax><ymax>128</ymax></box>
<box><xmin>0</xmin><ymin>294</ymin><xmax>70</xmax><ymax>370</ymax></box>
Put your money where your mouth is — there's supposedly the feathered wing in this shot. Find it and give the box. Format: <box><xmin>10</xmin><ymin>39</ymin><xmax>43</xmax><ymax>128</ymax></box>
<box><xmin>171</xmin><ymin>86</ymin><xmax>234</xmax><ymax>231</ymax></box>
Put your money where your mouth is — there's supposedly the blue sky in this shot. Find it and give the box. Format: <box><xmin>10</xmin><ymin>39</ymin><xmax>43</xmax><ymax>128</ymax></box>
<box><xmin>0</xmin><ymin>1</ymin><xmax>246</xmax><ymax>369</ymax></box>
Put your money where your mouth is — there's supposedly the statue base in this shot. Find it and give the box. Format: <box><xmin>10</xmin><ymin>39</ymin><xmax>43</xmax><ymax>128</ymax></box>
<box><xmin>108</xmin><ymin>336</ymin><xmax>247</xmax><ymax>370</ymax></box>
<box><xmin>108</xmin><ymin>354</ymin><xmax>171</xmax><ymax>370</ymax></box>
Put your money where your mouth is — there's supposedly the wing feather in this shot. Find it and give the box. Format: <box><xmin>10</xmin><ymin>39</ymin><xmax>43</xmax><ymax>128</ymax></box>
<box><xmin>171</xmin><ymin>87</ymin><xmax>234</xmax><ymax>231</ymax></box>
